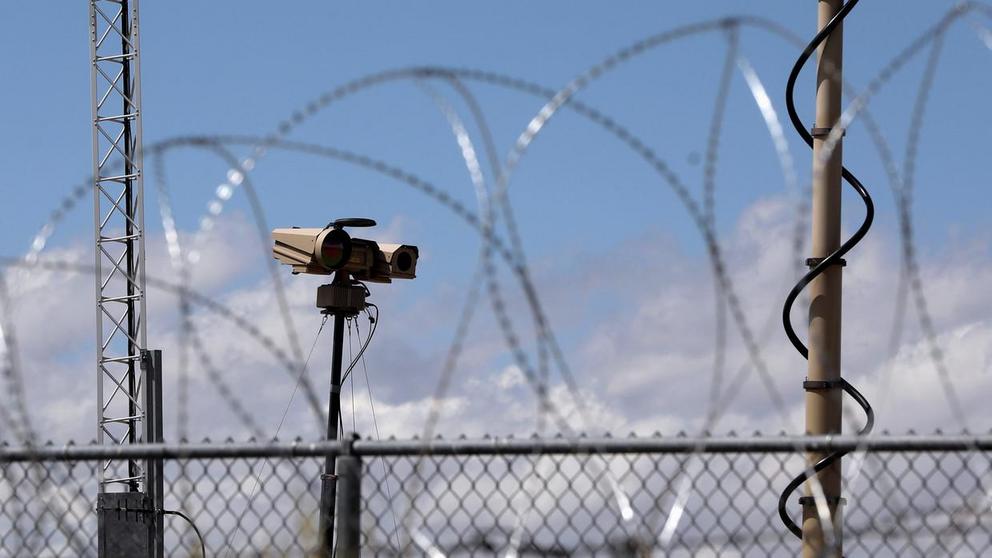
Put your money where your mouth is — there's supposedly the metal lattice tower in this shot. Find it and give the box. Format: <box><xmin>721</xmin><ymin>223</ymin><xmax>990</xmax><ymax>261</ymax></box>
<box><xmin>89</xmin><ymin>0</ymin><xmax>147</xmax><ymax>491</ymax></box>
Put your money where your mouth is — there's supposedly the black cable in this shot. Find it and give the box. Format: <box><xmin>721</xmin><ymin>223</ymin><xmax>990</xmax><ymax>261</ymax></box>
<box><xmin>778</xmin><ymin>0</ymin><xmax>876</xmax><ymax>541</ymax></box>
<box><xmin>162</xmin><ymin>509</ymin><xmax>207</xmax><ymax>557</ymax></box>
<box><xmin>340</xmin><ymin>302</ymin><xmax>378</xmax><ymax>386</ymax></box>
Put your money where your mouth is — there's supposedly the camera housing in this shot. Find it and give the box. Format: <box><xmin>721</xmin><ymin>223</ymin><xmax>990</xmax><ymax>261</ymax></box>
<box><xmin>377</xmin><ymin>243</ymin><xmax>418</xmax><ymax>280</ymax></box>
<box><xmin>272</xmin><ymin>221</ymin><xmax>418</xmax><ymax>283</ymax></box>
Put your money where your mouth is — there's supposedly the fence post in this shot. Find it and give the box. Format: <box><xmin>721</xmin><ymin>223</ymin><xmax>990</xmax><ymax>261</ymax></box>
<box><xmin>335</xmin><ymin>434</ymin><xmax>362</xmax><ymax>558</ymax></box>
<box><xmin>803</xmin><ymin>1</ymin><xmax>846</xmax><ymax>556</ymax></box>
<box><xmin>142</xmin><ymin>350</ymin><xmax>164</xmax><ymax>558</ymax></box>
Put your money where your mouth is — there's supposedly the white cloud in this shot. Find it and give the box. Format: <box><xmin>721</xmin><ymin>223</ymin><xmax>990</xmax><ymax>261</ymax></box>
<box><xmin>496</xmin><ymin>365</ymin><xmax>525</xmax><ymax>390</ymax></box>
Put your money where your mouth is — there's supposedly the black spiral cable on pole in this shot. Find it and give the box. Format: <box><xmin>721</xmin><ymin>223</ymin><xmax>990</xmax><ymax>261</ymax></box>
<box><xmin>777</xmin><ymin>0</ymin><xmax>876</xmax><ymax>540</ymax></box>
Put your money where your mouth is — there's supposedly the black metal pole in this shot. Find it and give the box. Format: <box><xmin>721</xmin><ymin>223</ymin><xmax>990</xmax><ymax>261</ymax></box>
<box><xmin>318</xmin><ymin>273</ymin><xmax>348</xmax><ymax>556</ymax></box>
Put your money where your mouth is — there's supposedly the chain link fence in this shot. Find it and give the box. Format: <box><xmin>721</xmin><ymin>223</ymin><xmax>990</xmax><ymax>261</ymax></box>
<box><xmin>2</xmin><ymin>434</ymin><xmax>991</xmax><ymax>556</ymax></box>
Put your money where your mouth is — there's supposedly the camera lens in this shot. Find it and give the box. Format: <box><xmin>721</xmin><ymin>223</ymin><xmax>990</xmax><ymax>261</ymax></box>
<box><xmin>319</xmin><ymin>229</ymin><xmax>351</xmax><ymax>270</ymax></box>
<box><xmin>396</xmin><ymin>251</ymin><xmax>412</xmax><ymax>272</ymax></box>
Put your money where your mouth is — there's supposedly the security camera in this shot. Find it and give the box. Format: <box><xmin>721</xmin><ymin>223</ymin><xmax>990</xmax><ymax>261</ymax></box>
<box><xmin>272</xmin><ymin>218</ymin><xmax>418</xmax><ymax>283</ymax></box>
<box><xmin>272</xmin><ymin>226</ymin><xmax>352</xmax><ymax>275</ymax></box>
<box><xmin>378</xmin><ymin>243</ymin><xmax>418</xmax><ymax>280</ymax></box>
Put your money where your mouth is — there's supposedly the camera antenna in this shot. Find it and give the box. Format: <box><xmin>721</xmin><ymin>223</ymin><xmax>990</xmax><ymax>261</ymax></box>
<box><xmin>327</xmin><ymin>217</ymin><xmax>376</xmax><ymax>229</ymax></box>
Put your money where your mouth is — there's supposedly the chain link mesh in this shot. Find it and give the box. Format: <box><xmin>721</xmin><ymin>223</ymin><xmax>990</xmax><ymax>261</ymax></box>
<box><xmin>2</xmin><ymin>435</ymin><xmax>991</xmax><ymax>556</ymax></box>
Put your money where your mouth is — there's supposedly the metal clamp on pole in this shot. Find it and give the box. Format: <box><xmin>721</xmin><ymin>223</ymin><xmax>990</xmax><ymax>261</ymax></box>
<box><xmin>805</xmin><ymin>257</ymin><xmax>847</xmax><ymax>268</ymax></box>
<box><xmin>810</xmin><ymin>126</ymin><xmax>846</xmax><ymax>138</ymax></box>
<box><xmin>798</xmin><ymin>496</ymin><xmax>847</xmax><ymax>507</ymax></box>
<box><xmin>803</xmin><ymin>379</ymin><xmax>844</xmax><ymax>391</ymax></box>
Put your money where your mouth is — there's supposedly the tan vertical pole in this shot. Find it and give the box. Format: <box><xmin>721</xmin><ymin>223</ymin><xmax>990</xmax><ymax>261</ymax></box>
<box><xmin>803</xmin><ymin>1</ymin><xmax>845</xmax><ymax>557</ymax></box>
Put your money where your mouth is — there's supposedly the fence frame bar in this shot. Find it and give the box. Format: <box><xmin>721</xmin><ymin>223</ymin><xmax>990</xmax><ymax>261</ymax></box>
<box><xmin>2</xmin><ymin>434</ymin><xmax>992</xmax><ymax>462</ymax></box>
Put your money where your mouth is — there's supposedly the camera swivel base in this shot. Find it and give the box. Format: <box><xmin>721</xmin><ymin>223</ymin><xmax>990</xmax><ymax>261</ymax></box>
<box><xmin>316</xmin><ymin>282</ymin><xmax>366</xmax><ymax>316</ymax></box>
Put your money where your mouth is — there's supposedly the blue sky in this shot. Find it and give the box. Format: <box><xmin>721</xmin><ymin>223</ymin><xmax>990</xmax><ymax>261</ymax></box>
<box><xmin>2</xmin><ymin>2</ymin><xmax>990</xmax><ymax>259</ymax></box>
<box><xmin>2</xmin><ymin>2</ymin><xmax>992</xmax><ymax>442</ymax></box>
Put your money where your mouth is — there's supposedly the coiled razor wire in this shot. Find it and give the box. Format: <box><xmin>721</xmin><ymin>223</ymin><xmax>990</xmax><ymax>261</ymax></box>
<box><xmin>155</xmin><ymin>20</ymin><xmax>795</xmax><ymax>449</ymax></box>
<box><xmin>844</xmin><ymin>2</ymin><xmax>992</xmax><ymax>524</ymax></box>
<box><xmin>8</xmin><ymin>11</ymin><xmax>989</xmax><ymax>451</ymax></box>
<box><xmin>0</xmin><ymin>48</ymin><xmax>887</xmax><ymax>445</ymax></box>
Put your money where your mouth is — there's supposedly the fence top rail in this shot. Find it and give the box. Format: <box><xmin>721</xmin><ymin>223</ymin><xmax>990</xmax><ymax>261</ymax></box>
<box><xmin>2</xmin><ymin>433</ymin><xmax>991</xmax><ymax>462</ymax></box>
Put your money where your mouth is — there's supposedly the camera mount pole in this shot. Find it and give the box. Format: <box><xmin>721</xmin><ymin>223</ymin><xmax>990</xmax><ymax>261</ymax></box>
<box><xmin>316</xmin><ymin>270</ymin><xmax>366</xmax><ymax>557</ymax></box>
<box><xmin>803</xmin><ymin>1</ymin><xmax>846</xmax><ymax>556</ymax></box>
<box><xmin>273</xmin><ymin>217</ymin><xmax>406</xmax><ymax>556</ymax></box>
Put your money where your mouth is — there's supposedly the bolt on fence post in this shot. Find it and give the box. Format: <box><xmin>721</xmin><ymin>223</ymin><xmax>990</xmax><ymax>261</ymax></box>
<box><xmin>803</xmin><ymin>0</ymin><xmax>846</xmax><ymax>557</ymax></box>
<box><xmin>335</xmin><ymin>434</ymin><xmax>362</xmax><ymax>558</ymax></box>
